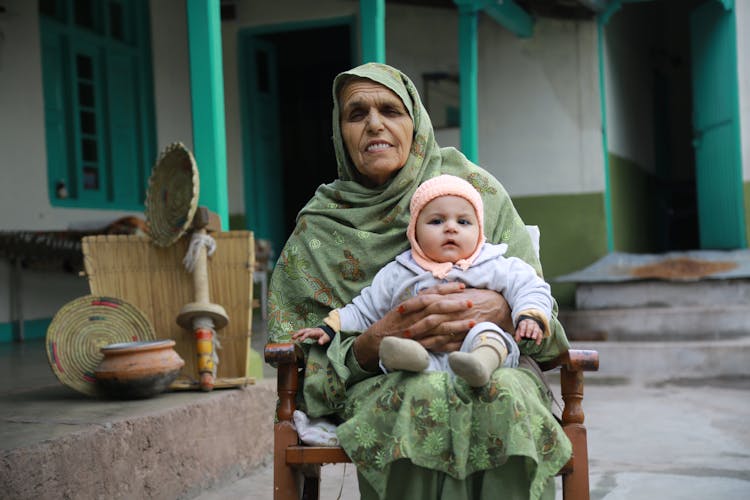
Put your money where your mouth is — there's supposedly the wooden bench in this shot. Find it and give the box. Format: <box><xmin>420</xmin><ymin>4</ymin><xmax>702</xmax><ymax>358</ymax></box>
<box><xmin>266</xmin><ymin>342</ymin><xmax>599</xmax><ymax>500</ymax></box>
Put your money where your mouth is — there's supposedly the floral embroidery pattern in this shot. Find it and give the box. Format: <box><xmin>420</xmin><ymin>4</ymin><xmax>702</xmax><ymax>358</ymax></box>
<box><xmin>336</xmin><ymin>369</ymin><xmax>572</xmax><ymax>500</ymax></box>
<box><xmin>467</xmin><ymin>172</ymin><xmax>498</xmax><ymax>196</ymax></box>
<box><xmin>339</xmin><ymin>249</ymin><xmax>366</xmax><ymax>282</ymax></box>
<box><xmin>379</xmin><ymin>204</ymin><xmax>403</xmax><ymax>225</ymax></box>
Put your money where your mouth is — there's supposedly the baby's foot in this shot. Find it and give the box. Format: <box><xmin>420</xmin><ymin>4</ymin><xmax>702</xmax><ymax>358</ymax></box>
<box><xmin>379</xmin><ymin>337</ymin><xmax>430</xmax><ymax>372</ymax></box>
<box><xmin>449</xmin><ymin>352</ymin><xmax>492</xmax><ymax>387</ymax></box>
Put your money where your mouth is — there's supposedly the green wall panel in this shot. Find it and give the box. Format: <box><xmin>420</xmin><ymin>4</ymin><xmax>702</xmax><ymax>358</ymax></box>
<box><xmin>513</xmin><ymin>192</ymin><xmax>608</xmax><ymax>307</ymax></box>
<box><xmin>0</xmin><ymin>318</ymin><xmax>52</xmax><ymax>343</ymax></box>
<box><xmin>608</xmin><ymin>153</ymin><xmax>660</xmax><ymax>253</ymax></box>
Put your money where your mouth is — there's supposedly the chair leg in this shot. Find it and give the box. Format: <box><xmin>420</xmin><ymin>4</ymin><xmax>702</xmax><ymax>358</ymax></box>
<box><xmin>274</xmin><ymin>421</ymin><xmax>303</xmax><ymax>500</ymax></box>
<box><xmin>301</xmin><ymin>465</ymin><xmax>321</xmax><ymax>500</ymax></box>
<box><xmin>560</xmin><ymin>365</ymin><xmax>590</xmax><ymax>500</ymax></box>
<box><xmin>562</xmin><ymin>423</ymin><xmax>590</xmax><ymax>500</ymax></box>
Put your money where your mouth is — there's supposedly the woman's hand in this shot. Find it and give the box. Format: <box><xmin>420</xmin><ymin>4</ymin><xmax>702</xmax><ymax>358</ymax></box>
<box><xmin>352</xmin><ymin>283</ymin><xmax>511</xmax><ymax>371</ymax></box>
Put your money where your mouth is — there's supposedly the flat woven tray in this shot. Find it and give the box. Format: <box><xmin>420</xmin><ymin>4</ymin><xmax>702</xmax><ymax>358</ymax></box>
<box><xmin>145</xmin><ymin>142</ymin><xmax>199</xmax><ymax>247</ymax></box>
<box><xmin>46</xmin><ymin>295</ymin><xmax>156</xmax><ymax>396</ymax></box>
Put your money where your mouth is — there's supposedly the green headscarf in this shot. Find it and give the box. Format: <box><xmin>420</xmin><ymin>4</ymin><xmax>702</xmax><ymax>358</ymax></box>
<box><xmin>267</xmin><ymin>63</ymin><xmax>568</xmax><ymax>361</ymax></box>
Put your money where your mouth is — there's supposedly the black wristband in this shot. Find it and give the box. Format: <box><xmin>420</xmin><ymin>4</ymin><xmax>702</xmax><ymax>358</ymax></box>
<box><xmin>318</xmin><ymin>323</ymin><xmax>336</xmax><ymax>340</ymax></box>
<box><xmin>516</xmin><ymin>314</ymin><xmax>544</xmax><ymax>331</ymax></box>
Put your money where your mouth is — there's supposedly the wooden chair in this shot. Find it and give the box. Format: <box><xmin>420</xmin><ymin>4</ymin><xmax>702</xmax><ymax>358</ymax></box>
<box><xmin>265</xmin><ymin>343</ymin><xmax>599</xmax><ymax>500</ymax></box>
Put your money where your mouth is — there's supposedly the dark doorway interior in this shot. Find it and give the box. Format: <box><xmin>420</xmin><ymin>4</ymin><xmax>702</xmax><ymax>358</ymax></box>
<box><xmin>261</xmin><ymin>25</ymin><xmax>352</xmax><ymax>238</ymax></box>
<box><xmin>648</xmin><ymin>1</ymin><xmax>699</xmax><ymax>251</ymax></box>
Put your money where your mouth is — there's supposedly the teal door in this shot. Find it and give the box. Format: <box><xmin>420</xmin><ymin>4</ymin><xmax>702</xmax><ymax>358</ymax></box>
<box><xmin>690</xmin><ymin>1</ymin><xmax>745</xmax><ymax>249</ymax></box>
<box><xmin>242</xmin><ymin>37</ymin><xmax>285</xmax><ymax>254</ymax></box>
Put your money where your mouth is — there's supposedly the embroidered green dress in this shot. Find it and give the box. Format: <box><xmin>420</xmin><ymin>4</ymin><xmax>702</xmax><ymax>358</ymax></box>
<box><xmin>267</xmin><ymin>63</ymin><xmax>572</xmax><ymax>500</ymax></box>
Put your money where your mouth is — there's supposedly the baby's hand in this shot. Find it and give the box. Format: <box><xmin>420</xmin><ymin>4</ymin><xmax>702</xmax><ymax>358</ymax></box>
<box><xmin>291</xmin><ymin>327</ymin><xmax>332</xmax><ymax>345</ymax></box>
<box><xmin>514</xmin><ymin>319</ymin><xmax>543</xmax><ymax>346</ymax></box>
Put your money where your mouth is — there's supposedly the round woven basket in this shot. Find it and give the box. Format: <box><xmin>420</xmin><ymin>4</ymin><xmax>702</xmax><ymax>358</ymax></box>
<box><xmin>145</xmin><ymin>142</ymin><xmax>200</xmax><ymax>247</ymax></box>
<box><xmin>45</xmin><ymin>295</ymin><xmax>156</xmax><ymax>396</ymax></box>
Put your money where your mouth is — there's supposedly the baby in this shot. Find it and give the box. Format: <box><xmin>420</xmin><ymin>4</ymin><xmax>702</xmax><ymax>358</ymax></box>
<box><xmin>292</xmin><ymin>175</ymin><xmax>552</xmax><ymax>387</ymax></box>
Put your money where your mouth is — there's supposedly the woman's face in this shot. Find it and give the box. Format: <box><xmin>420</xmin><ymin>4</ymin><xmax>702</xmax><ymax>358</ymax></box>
<box><xmin>339</xmin><ymin>80</ymin><xmax>414</xmax><ymax>187</ymax></box>
<box><xmin>415</xmin><ymin>195</ymin><xmax>480</xmax><ymax>263</ymax></box>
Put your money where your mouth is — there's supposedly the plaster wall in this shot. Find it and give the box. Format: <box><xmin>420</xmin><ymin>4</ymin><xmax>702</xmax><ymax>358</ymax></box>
<box><xmin>737</xmin><ymin>0</ymin><xmax>750</xmax><ymax>181</ymax></box>
<box><xmin>477</xmin><ymin>17</ymin><xmax>603</xmax><ymax>196</ymax></box>
<box><xmin>603</xmin><ymin>7</ymin><xmax>656</xmax><ymax>174</ymax></box>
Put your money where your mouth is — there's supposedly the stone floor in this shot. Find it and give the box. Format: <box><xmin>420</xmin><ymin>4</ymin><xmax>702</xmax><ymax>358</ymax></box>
<box><xmin>3</xmin><ymin>313</ymin><xmax>750</xmax><ymax>499</ymax></box>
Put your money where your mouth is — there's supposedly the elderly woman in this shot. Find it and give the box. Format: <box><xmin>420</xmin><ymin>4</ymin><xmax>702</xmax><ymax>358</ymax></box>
<box><xmin>267</xmin><ymin>63</ymin><xmax>571</xmax><ymax>500</ymax></box>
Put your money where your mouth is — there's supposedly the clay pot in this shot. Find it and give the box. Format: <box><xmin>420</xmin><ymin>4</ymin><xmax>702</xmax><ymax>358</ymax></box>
<box><xmin>95</xmin><ymin>340</ymin><xmax>185</xmax><ymax>399</ymax></box>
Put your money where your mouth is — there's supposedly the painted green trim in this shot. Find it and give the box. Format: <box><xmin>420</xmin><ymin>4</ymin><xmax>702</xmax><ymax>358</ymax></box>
<box><xmin>187</xmin><ymin>0</ymin><xmax>229</xmax><ymax>230</ymax></box>
<box><xmin>597</xmin><ymin>17</ymin><xmax>614</xmax><ymax>252</ymax></box>
<box><xmin>484</xmin><ymin>0</ymin><xmax>534</xmax><ymax>38</ymax></box>
<box><xmin>0</xmin><ymin>318</ymin><xmax>52</xmax><ymax>343</ymax></box>
<box><xmin>513</xmin><ymin>192</ymin><xmax>609</xmax><ymax>308</ymax></box>
<box><xmin>360</xmin><ymin>0</ymin><xmax>385</xmax><ymax>63</ymax></box>
<box><xmin>457</xmin><ymin>5</ymin><xmax>479</xmax><ymax>162</ymax></box>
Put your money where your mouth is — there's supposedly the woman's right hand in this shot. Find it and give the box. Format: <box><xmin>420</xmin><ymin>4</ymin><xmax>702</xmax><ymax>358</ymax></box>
<box><xmin>352</xmin><ymin>283</ymin><xmax>510</xmax><ymax>371</ymax></box>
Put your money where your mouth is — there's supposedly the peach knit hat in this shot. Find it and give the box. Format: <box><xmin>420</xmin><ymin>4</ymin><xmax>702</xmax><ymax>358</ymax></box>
<box><xmin>407</xmin><ymin>175</ymin><xmax>486</xmax><ymax>278</ymax></box>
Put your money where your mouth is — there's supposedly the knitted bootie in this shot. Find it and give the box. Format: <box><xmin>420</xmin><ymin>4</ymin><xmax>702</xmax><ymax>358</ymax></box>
<box><xmin>449</xmin><ymin>338</ymin><xmax>508</xmax><ymax>387</ymax></box>
<box><xmin>379</xmin><ymin>336</ymin><xmax>430</xmax><ymax>372</ymax></box>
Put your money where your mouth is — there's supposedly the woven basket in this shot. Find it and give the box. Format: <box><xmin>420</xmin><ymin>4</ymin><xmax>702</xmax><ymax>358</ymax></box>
<box><xmin>81</xmin><ymin>232</ymin><xmax>255</xmax><ymax>387</ymax></box>
<box><xmin>145</xmin><ymin>142</ymin><xmax>199</xmax><ymax>247</ymax></box>
<box><xmin>46</xmin><ymin>295</ymin><xmax>156</xmax><ymax>396</ymax></box>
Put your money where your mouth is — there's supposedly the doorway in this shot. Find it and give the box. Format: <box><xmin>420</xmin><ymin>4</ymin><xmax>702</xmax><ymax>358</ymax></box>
<box><xmin>605</xmin><ymin>0</ymin><xmax>744</xmax><ymax>252</ymax></box>
<box><xmin>239</xmin><ymin>20</ymin><xmax>354</xmax><ymax>256</ymax></box>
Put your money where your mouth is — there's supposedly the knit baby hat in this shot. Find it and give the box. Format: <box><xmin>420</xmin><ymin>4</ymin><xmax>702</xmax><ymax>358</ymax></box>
<box><xmin>407</xmin><ymin>174</ymin><xmax>486</xmax><ymax>278</ymax></box>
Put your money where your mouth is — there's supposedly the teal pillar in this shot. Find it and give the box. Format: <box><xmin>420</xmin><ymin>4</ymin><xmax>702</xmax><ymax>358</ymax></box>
<box><xmin>457</xmin><ymin>4</ymin><xmax>479</xmax><ymax>162</ymax></box>
<box><xmin>360</xmin><ymin>0</ymin><xmax>386</xmax><ymax>63</ymax></box>
<box><xmin>186</xmin><ymin>0</ymin><xmax>229</xmax><ymax>229</ymax></box>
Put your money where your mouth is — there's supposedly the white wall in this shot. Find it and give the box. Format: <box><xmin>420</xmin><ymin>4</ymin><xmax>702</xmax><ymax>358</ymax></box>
<box><xmin>603</xmin><ymin>6</ymin><xmax>656</xmax><ymax>173</ymax></box>
<box><xmin>150</xmin><ymin>0</ymin><xmax>194</xmax><ymax>158</ymax></box>
<box><xmin>477</xmin><ymin>17</ymin><xmax>603</xmax><ymax>196</ymax></box>
<box><xmin>737</xmin><ymin>0</ymin><xmax>750</xmax><ymax>181</ymax></box>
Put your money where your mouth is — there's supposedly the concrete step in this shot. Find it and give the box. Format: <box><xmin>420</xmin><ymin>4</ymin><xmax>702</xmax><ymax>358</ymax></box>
<box><xmin>1</xmin><ymin>380</ymin><xmax>277</xmax><ymax>500</ymax></box>
<box><xmin>559</xmin><ymin>305</ymin><xmax>750</xmax><ymax>341</ymax></box>
<box><xmin>574</xmin><ymin>278</ymin><xmax>750</xmax><ymax>309</ymax></box>
<box><xmin>569</xmin><ymin>337</ymin><xmax>750</xmax><ymax>384</ymax></box>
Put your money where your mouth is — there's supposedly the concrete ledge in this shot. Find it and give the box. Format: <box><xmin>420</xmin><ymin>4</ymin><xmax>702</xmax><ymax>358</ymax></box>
<box><xmin>570</xmin><ymin>337</ymin><xmax>750</xmax><ymax>384</ymax></box>
<box><xmin>1</xmin><ymin>379</ymin><xmax>276</xmax><ymax>499</ymax></box>
<box><xmin>575</xmin><ymin>279</ymin><xmax>750</xmax><ymax>309</ymax></box>
<box><xmin>560</xmin><ymin>305</ymin><xmax>750</xmax><ymax>341</ymax></box>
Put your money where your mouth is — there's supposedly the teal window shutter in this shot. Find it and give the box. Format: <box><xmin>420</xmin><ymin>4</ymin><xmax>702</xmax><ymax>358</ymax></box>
<box><xmin>38</xmin><ymin>0</ymin><xmax>155</xmax><ymax>210</ymax></box>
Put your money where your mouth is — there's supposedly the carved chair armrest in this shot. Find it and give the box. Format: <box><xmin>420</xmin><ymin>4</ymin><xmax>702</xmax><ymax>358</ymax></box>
<box><xmin>265</xmin><ymin>342</ymin><xmax>305</xmax><ymax>422</ymax></box>
<box><xmin>538</xmin><ymin>349</ymin><xmax>599</xmax><ymax>373</ymax></box>
<box><xmin>539</xmin><ymin>349</ymin><xmax>599</xmax><ymax>429</ymax></box>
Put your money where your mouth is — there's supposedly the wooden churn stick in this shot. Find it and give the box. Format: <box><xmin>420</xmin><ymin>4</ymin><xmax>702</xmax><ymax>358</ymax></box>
<box><xmin>177</xmin><ymin>207</ymin><xmax>228</xmax><ymax>391</ymax></box>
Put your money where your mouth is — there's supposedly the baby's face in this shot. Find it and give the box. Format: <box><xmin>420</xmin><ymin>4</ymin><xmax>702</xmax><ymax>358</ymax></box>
<box><xmin>415</xmin><ymin>195</ymin><xmax>480</xmax><ymax>263</ymax></box>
